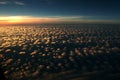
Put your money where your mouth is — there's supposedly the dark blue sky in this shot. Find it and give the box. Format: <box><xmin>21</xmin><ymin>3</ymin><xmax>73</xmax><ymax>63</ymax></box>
<box><xmin>0</xmin><ymin>0</ymin><xmax>120</xmax><ymax>23</ymax></box>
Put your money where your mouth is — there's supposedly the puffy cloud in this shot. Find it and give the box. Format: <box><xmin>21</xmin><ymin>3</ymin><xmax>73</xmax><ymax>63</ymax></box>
<box><xmin>5</xmin><ymin>58</ymin><xmax>13</xmax><ymax>64</ymax></box>
<box><xmin>0</xmin><ymin>54</ymin><xmax>4</xmax><ymax>58</ymax></box>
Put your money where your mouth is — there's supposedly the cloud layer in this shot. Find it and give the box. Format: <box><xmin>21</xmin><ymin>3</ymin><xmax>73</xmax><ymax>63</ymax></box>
<box><xmin>0</xmin><ymin>1</ymin><xmax>25</xmax><ymax>5</ymax></box>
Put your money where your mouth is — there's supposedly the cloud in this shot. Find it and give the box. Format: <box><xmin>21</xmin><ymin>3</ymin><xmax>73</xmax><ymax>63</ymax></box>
<box><xmin>14</xmin><ymin>1</ymin><xmax>25</xmax><ymax>5</ymax></box>
<box><xmin>0</xmin><ymin>1</ymin><xmax>25</xmax><ymax>5</ymax></box>
<box><xmin>51</xmin><ymin>16</ymin><xmax>86</xmax><ymax>20</ymax></box>
<box><xmin>0</xmin><ymin>1</ymin><xmax>8</xmax><ymax>4</ymax></box>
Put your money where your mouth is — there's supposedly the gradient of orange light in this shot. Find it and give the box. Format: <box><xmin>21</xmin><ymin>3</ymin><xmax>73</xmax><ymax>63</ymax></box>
<box><xmin>0</xmin><ymin>16</ymin><xmax>119</xmax><ymax>25</ymax></box>
<box><xmin>0</xmin><ymin>16</ymin><xmax>63</xmax><ymax>24</ymax></box>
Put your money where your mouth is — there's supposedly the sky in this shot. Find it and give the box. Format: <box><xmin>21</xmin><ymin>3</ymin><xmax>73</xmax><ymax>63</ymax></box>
<box><xmin>0</xmin><ymin>0</ymin><xmax>120</xmax><ymax>24</ymax></box>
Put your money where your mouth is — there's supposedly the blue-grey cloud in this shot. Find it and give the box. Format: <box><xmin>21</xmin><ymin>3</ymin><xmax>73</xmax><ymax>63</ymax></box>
<box><xmin>0</xmin><ymin>1</ymin><xmax>8</xmax><ymax>4</ymax></box>
<box><xmin>14</xmin><ymin>1</ymin><xmax>25</xmax><ymax>5</ymax></box>
<box><xmin>0</xmin><ymin>1</ymin><xmax>25</xmax><ymax>5</ymax></box>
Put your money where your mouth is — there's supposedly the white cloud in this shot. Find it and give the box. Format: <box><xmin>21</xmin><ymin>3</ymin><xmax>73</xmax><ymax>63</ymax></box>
<box><xmin>14</xmin><ymin>1</ymin><xmax>25</xmax><ymax>5</ymax></box>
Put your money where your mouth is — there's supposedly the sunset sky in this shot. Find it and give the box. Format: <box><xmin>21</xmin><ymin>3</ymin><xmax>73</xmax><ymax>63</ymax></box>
<box><xmin>0</xmin><ymin>0</ymin><xmax>120</xmax><ymax>24</ymax></box>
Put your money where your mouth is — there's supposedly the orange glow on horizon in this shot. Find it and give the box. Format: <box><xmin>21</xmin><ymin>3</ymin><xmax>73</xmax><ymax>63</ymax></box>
<box><xmin>7</xmin><ymin>16</ymin><xmax>23</xmax><ymax>23</ymax></box>
<box><xmin>0</xmin><ymin>16</ymin><xmax>62</xmax><ymax>25</ymax></box>
<box><xmin>0</xmin><ymin>16</ymin><xmax>25</xmax><ymax>24</ymax></box>
<box><xmin>0</xmin><ymin>16</ymin><xmax>119</xmax><ymax>25</ymax></box>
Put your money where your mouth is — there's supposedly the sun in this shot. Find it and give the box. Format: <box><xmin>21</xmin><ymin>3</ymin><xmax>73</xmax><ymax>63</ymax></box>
<box><xmin>7</xmin><ymin>16</ymin><xmax>23</xmax><ymax>23</ymax></box>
